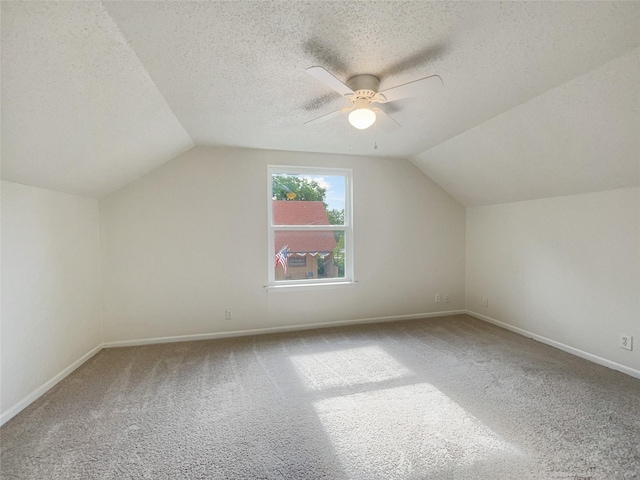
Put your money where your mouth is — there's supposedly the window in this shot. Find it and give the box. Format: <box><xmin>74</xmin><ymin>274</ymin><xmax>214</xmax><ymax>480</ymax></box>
<box><xmin>268</xmin><ymin>166</ymin><xmax>353</xmax><ymax>287</ymax></box>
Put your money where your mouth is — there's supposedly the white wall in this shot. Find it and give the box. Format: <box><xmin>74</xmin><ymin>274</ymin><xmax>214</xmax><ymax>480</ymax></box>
<box><xmin>466</xmin><ymin>187</ymin><xmax>640</xmax><ymax>373</ymax></box>
<box><xmin>1</xmin><ymin>181</ymin><xmax>102</xmax><ymax>421</ymax></box>
<box><xmin>100</xmin><ymin>147</ymin><xmax>466</xmax><ymax>342</ymax></box>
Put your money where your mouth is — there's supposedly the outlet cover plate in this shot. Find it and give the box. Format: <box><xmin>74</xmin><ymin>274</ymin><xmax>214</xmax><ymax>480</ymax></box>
<box><xmin>619</xmin><ymin>335</ymin><xmax>633</xmax><ymax>351</ymax></box>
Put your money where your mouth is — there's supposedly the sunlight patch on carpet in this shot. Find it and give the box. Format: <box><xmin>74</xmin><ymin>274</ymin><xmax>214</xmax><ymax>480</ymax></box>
<box><xmin>313</xmin><ymin>383</ymin><xmax>522</xmax><ymax>476</ymax></box>
<box><xmin>289</xmin><ymin>345</ymin><xmax>412</xmax><ymax>390</ymax></box>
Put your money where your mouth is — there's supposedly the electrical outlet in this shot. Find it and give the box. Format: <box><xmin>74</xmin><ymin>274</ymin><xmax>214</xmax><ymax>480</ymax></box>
<box><xmin>482</xmin><ymin>297</ymin><xmax>489</xmax><ymax>307</ymax></box>
<box><xmin>445</xmin><ymin>295</ymin><xmax>450</xmax><ymax>303</ymax></box>
<box><xmin>225</xmin><ymin>309</ymin><xmax>232</xmax><ymax>321</ymax></box>
<box><xmin>619</xmin><ymin>335</ymin><xmax>633</xmax><ymax>351</ymax></box>
<box><xmin>435</xmin><ymin>294</ymin><xmax>441</xmax><ymax>303</ymax></box>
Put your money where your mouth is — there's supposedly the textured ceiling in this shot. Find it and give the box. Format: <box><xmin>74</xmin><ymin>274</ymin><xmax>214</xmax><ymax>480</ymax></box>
<box><xmin>1</xmin><ymin>1</ymin><xmax>639</xmax><ymax>203</ymax></box>
<box><xmin>414</xmin><ymin>48</ymin><xmax>640</xmax><ymax>206</ymax></box>
<box><xmin>1</xmin><ymin>1</ymin><xmax>194</xmax><ymax>197</ymax></box>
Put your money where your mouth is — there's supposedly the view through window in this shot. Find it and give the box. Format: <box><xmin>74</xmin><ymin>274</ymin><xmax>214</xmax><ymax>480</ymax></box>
<box><xmin>268</xmin><ymin>166</ymin><xmax>352</xmax><ymax>285</ymax></box>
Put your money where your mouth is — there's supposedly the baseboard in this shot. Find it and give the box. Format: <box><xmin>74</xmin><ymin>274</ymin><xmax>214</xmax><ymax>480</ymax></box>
<box><xmin>102</xmin><ymin>310</ymin><xmax>466</xmax><ymax>348</ymax></box>
<box><xmin>0</xmin><ymin>344</ymin><xmax>103</xmax><ymax>427</ymax></box>
<box><xmin>466</xmin><ymin>310</ymin><xmax>640</xmax><ymax>380</ymax></box>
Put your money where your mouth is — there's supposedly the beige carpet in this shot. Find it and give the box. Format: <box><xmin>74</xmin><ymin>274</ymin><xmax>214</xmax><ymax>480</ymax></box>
<box><xmin>2</xmin><ymin>314</ymin><xmax>639</xmax><ymax>479</ymax></box>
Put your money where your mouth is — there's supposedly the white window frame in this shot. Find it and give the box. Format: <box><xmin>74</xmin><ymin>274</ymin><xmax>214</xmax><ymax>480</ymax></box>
<box><xmin>267</xmin><ymin>165</ymin><xmax>354</xmax><ymax>291</ymax></box>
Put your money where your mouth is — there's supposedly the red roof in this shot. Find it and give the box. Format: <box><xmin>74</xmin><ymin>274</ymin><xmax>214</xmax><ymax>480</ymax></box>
<box><xmin>273</xmin><ymin>200</ymin><xmax>331</xmax><ymax>226</ymax></box>
<box><xmin>273</xmin><ymin>201</ymin><xmax>336</xmax><ymax>254</ymax></box>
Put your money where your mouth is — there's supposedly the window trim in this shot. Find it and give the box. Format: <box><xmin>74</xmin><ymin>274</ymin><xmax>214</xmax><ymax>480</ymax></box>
<box><xmin>267</xmin><ymin>165</ymin><xmax>354</xmax><ymax>288</ymax></box>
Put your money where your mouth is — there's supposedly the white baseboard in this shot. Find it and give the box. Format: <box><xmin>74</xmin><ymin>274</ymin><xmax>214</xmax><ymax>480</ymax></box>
<box><xmin>102</xmin><ymin>310</ymin><xmax>466</xmax><ymax>348</ymax></box>
<box><xmin>0</xmin><ymin>344</ymin><xmax>103</xmax><ymax>427</ymax></box>
<box><xmin>2</xmin><ymin>310</ymin><xmax>465</xmax><ymax>425</ymax></box>
<box><xmin>466</xmin><ymin>310</ymin><xmax>640</xmax><ymax>380</ymax></box>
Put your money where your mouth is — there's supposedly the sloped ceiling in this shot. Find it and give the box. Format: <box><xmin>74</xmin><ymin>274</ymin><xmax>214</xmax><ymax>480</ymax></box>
<box><xmin>1</xmin><ymin>2</ymin><xmax>194</xmax><ymax>197</ymax></box>
<box><xmin>413</xmin><ymin>48</ymin><xmax>640</xmax><ymax>206</ymax></box>
<box><xmin>1</xmin><ymin>1</ymin><xmax>639</xmax><ymax>204</ymax></box>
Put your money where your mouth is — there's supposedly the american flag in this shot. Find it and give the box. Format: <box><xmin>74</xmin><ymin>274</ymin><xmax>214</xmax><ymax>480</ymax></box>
<box><xmin>275</xmin><ymin>245</ymin><xmax>289</xmax><ymax>273</ymax></box>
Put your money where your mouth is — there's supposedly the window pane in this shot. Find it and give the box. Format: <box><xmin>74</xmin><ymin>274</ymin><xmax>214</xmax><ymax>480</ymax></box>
<box><xmin>269</xmin><ymin>166</ymin><xmax>352</xmax><ymax>286</ymax></box>
<box><xmin>272</xmin><ymin>174</ymin><xmax>345</xmax><ymax>226</ymax></box>
<box><xmin>275</xmin><ymin>230</ymin><xmax>345</xmax><ymax>280</ymax></box>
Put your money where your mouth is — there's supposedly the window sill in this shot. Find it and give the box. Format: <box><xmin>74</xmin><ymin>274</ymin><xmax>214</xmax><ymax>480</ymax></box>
<box><xmin>265</xmin><ymin>280</ymin><xmax>357</xmax><ymax>293</ymax></box>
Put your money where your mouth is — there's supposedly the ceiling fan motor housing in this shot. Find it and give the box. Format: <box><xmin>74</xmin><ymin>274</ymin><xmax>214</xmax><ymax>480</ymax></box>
<box><xmin>347</xmin><ymin>74</ymin><xmax>380</xmax><ymax>100</ymax></box>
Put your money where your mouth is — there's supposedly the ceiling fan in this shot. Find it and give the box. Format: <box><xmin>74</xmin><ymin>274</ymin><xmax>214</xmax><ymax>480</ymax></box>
<box><xmin>304</xmin><ymin>66</ymin><xmax>443</xmax><ymax>131</ymax></box>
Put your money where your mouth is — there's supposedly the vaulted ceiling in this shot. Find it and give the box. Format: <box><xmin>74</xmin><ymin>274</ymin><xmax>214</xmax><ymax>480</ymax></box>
<box><xmin>2</xmin><ymin>1</ymin><xmax>639</xmax><ymax>205</ymax></box>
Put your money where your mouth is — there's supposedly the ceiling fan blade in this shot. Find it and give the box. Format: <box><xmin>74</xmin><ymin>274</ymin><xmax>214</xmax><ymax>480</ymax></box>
<box><xmin>304</xmin><ymin>107</ymin><xmax>350</xmax><ymax>126</ymax></box>
<box><xmin>373</xmin><ymin>108</ymin><xmax>400</xmax><ymax>132</ymax></box>
<box><xmin>377</xmin><ymin>75</ymin><xmax>443</xmax><ymax>103</ymax></box>
<box><xmin>306</xmin><ymin>66</ymin><xmax>354</xmax><ymax>97</ymax></box>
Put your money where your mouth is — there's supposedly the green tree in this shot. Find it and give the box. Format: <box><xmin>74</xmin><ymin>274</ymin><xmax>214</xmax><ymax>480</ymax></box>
<box><xmin>332</xmin><ymin>234</ymin><xmax>345</xmax><ymax>277</ymax></box>
<box><xmin>326</xmin><ymin>208</ymin><xmax>344</xmax><ymax>226</ymax></box>
<box><xmin>327</xmin><ymin>209</ymin><xmax>345</xmax><ymax>276</ymax></box>
<box><xmin>272</xmin><ymin>175</ymin><xmax>326</xmax><ymax>203</ymax></box>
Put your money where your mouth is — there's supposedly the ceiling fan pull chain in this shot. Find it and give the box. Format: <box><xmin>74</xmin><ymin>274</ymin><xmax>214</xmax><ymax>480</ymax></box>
<box><xmin>374</xmin><ymin>121</ymin><xmax>378</xmax><ymax>150</ymax></box>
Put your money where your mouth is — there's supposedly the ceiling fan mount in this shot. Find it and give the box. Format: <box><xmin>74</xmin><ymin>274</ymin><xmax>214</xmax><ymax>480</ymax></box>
<box><xmin>346</xmin><ymin>74</ymin><xmax>381</xmax><ymax>101</ymax></box>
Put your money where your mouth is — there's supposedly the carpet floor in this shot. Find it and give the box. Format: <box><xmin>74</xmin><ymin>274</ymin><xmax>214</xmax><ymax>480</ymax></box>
<box><xmin>1</xmin><ymin>314</ymin><xmax>639</xmax><ymax>479</ymax></box>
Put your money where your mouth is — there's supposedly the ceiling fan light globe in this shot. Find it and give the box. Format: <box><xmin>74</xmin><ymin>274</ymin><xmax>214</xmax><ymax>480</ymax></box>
<box><xmin>348</xmin><ymin>108</ymin><xmax>376</xmax><ymax>130</ymax></box>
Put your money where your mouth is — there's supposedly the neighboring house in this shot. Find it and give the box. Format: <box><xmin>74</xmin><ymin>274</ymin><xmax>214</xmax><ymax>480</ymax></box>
<box><xmin>273</xmin><ymin>200</ymin><xmax>337</xmax><ymax>280</ymax></box>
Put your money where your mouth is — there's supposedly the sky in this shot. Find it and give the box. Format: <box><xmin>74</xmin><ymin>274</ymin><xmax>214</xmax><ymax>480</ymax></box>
<box><xmin>303</xmin><ymin>175</ymin><xmax>345</xmax><ymax>211</ymax></box>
